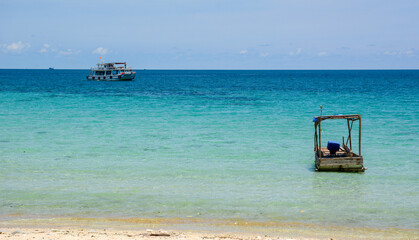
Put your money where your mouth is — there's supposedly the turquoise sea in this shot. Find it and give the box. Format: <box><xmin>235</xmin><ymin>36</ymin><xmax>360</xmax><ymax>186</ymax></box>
<box><xmin>0</xmin><ymin>70</ymin><xmax>418</xmax><ymax>230</ymax></box>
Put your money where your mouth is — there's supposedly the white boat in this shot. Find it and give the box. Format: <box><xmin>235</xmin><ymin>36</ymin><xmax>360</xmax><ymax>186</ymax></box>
<box><xmin>87</xmin><ymin>62</ymin><xmax>136</xmax><ymax>81</ymax></box>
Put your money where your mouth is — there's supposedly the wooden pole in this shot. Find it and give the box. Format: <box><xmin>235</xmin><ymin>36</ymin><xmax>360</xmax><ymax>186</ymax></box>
<box><xmin>319</xmin><ymin>119</ymin><xmax>321</xmax><ymax>156</ymax></box>
<box><xmin>319</xmin><ymin>105</ymin><xmax>322</xmax><ymax>156</ymax></box>
<box><xmin>349</xmin><ymin>120</ymin><xmax>353</xmax><ymax>149</ymax></box>
<box><xmin>342</xmin><ymin>136</ymin><xmax>344</xmax><ymax>148</ymax></box>
<box><xmin>345</xmin><ymin>119</ymin><xmax>351</xmax><ymax>145</ymax></box>
<box><xmin>359</xmin><ymin>116</ymin><xmax>361</xmax><ymax>156</ymax></box>
<box><xmin>314</xmin><ymin>123</ymin><xmax>318</xmax><ymax>152</ymax></box>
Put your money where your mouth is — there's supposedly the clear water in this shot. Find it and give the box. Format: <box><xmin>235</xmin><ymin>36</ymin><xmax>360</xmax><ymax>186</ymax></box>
<box><xmin>0</xmin><ymin>70</ymin><xmax>418</xmax><ymax>229</ymax></box>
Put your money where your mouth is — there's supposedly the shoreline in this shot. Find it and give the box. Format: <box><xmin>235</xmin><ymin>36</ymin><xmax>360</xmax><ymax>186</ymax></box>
<box><xmin>1</xmin><ymin>216</ymin><xmax>417</xmax><ymax>240</ymax></box>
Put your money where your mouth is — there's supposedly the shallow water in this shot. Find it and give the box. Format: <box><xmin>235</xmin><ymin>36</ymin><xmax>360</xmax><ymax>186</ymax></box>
<box><xmin>0</xmin><ymin>70</ymin><xmax>418</xmax><ymax>229</ymax></box>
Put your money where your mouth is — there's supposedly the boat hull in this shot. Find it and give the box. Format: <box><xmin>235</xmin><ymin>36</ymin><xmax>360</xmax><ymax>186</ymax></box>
<box><xmin>86</xmin><ymin>73</ymin><xmax>135</xmax><ymax>81</ymax></box>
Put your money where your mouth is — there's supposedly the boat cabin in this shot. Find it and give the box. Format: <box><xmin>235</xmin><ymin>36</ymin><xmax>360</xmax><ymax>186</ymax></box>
<box><xmin>313</xmin><ymin>113</ymin><xmax>366</xmax><ymax>172</ymax></box>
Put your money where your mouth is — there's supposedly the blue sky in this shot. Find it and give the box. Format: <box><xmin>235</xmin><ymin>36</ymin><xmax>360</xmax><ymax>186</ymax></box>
<box><xmin>1</xmin><ymin>0</ymin><xmax>418</xmax><ymax>69</ymax></box>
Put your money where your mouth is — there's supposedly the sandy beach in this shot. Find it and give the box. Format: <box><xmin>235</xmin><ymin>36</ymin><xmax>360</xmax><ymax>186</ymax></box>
<box><xmin>0</xmin><ymin>227</ymin><xmax>304</xmax><ymax>240</ymax></box>
<box><xmin>1</xmin><ymin>217</ymin><xmax>418</xmax><ymax>240</ymax></box>
<box><xmin>1</xmin><ymin>226</ymin><xmax>418</xmax><ymax>240</ymax></box>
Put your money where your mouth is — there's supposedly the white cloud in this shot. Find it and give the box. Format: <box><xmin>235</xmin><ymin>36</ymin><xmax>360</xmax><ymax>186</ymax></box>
<box><xmin>405</xmin><ymin>50</ymin><xmax>414</xmax><ymax>56</ymax></box>
<box><xmin>239</xmin><ymin>50</ymin><xmax>247</xmax><ymax>54</ymax></box>
<box><xmin>318</xmin><ymin>51</ymin><xmax>327</xmax><ymax>57</ymax></box>
<box><xmin>260</xmin><ymin>53</ymin><xmax>269</xmax><ymax>57</ymax></box>
<box><xmin>92</xmin><ymin>47</ymin><xmax>108</xmax><ymax>55</ymax></box>
<box><xmin>39</xmin><ymin>43</ymin><xmax>50</xmax><ymax>53</ymax></box>
<box><xmin>2</xmin><ymin>41</ymin><xmax>30</xmax><ymax>53</ymax></box>
<box><xmin>58</xmin><ymin>49</ymin><xmax>79</xmax><ymax>55</ymax></box>
<box><xmin>289</xmin><ymin>48</ymin><xmax>302</xmax><ymax>56</ymax></box>
<box><xmin>384</xmin><ymin>51</ymin><xmax>397</xmax><ymax>56</ymax></box>
<box><xmin>383</xmin><ymin>50</ymin><xmax>415</xmax><ymax>56</ymax></box>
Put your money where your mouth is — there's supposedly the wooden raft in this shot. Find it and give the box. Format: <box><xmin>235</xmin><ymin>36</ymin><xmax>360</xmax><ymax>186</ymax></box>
<box><xmin>313</xmin><ymin>113</ymin><xmax>366</xmax><ymax>172</ymax></box>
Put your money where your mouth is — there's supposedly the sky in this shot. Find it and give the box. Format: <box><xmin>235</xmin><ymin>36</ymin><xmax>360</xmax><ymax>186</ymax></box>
<box><xmin>0</xmin><ymin>0</ymin><xmax>418</xmax><ymax>69</ymax></box>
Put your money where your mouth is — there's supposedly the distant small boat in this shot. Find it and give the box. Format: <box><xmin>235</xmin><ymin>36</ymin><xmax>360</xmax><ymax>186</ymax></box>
<box><xmin>87</xmin><ymin>62</ymin><xmax>136</xmax><ymax>81</ymax></box>
<box><xmin>49</xmin><ymin>67</ymin><xmax>54</xmax><ymax>70</ymax></box>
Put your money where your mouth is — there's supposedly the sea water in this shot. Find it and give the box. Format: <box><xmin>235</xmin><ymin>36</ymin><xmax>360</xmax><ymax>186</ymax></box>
<box><xmin>0</xmin><ymin>70</ymin><xmax>418</xmax><ymax>229</ymax></box>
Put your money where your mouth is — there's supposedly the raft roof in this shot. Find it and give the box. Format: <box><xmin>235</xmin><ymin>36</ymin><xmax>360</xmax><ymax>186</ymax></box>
<box><xmin>313</xmin><ymin>114</ymin><xmax>361</xmax><ymax>122</ymax></box>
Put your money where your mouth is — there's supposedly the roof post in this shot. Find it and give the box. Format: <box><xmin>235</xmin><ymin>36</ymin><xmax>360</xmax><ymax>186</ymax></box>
<box><xmin>359</xmin><ymin>116</ymin><xmax>361</xmax><ymax>156</ymax></box>
<box><xmin>319</xmin><ymin>118</ymin><xmax>321</xmax><ymax>155</ymax></box>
